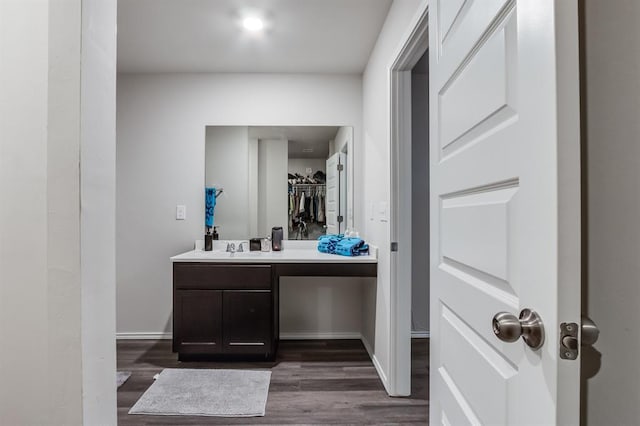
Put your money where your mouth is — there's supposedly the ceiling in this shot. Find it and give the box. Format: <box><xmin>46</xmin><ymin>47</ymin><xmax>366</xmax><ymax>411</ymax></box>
<box><xmin>117</xmin><ymin>0</ymin><xmax>393</xmax><ymax>73</ymax></box>
<box><xmin>248</xmin><ymin>126</ymin><xmax>339</xmax><ymax>159</ymax></box>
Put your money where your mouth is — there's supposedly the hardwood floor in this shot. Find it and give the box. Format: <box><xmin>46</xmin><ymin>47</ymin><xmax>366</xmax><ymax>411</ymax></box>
<box><xmin>117</xmin><ymin>339</ymin><xmax>429</xmax><ymax>425</ymax></box>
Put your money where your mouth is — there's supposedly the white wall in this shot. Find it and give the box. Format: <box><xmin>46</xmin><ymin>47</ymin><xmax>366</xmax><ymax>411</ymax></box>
<box><xmin>583</xmin><ymin>1</ymin><xmax>640</xmax><ymax>424</ymax></box>
<box><xmin>1</xmin><ymin>2</ymin><xmax>52</xmax><ymax>423</ymax></box>
<box><xmin>80</xmin><ymin>0</ymin><xmax>118</xmax><ymax>423</ymax></box>
<box><xmin>0</xmin><ymin>0</ymin><xmax>116</xmax><ymax>423</ymax></box>
<box><xmin>117</xmin><ymin>73</ymin><xmax>363</xmax><ymax>337</ymax></box>
<box><xmin>205</xmin><ymin>126</ymin><xmax>250</xmax><ymax>239</ymax></box>
<box><xmin>288</xmin><ymin>158</ymin><xmax>327</xmax><ymax>176</ymax></box>
<box><xmin>248</xmin><ymin>138</ymin><xmax>259</xmax><ymax>236</ymax></box>
<box><xmin>258</xmin><ymin>139</ymin><xmax>289</xmax><ymax>238</ymax></box>
<box><xmin>411</xmin><ymin>53</ymin><xmax>429</xmax><ymax>334</ymax></box>
<box><xmin>361</xmin><ymin>0</ymin><xmax>426</xmax><ymax>392</ymax></box>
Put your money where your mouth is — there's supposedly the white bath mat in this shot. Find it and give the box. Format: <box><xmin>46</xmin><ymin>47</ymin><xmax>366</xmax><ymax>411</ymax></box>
<box><xmin>128</xmin><ymin>368</ymin><xmax>271</xmax><ymax>417</ymax></box>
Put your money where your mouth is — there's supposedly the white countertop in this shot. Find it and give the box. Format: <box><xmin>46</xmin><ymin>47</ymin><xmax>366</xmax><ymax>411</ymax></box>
<box><xmin>171</xmin><ymin>240</ymin><xmax>377</xmax><ymax>264</ymax></box>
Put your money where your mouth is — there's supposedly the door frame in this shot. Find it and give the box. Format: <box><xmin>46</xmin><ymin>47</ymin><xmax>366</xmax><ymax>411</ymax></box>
<box><xmin>388</xmin><ymin>3</ymin><xmax>429</xmax><ymax>396</ymax></box>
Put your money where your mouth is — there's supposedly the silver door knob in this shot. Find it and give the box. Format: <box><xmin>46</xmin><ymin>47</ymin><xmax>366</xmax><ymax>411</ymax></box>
<box><xmin>581</xmin><ymin>316</ymin><xmax>599</xmax><ymax>346</ymax></box>
<box><xmin>492</xmin><ymin>308</ymin><xmax>545</xmax><ymax>350</ymax></box>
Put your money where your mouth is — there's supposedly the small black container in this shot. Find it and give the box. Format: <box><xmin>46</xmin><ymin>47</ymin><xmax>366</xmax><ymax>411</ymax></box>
<box><xmin>250</xmin><ymin>238</ymin><xmax>262</xmax><ymax>251</ymax></box>
<box><xmin>271</xmin><ymin>226</ymin><xmax>283</xmax><ymax>251</ymax></box>
<box><xmin>204</xmin><ymin>232</ymin><xmax>213</xmax><ymax>251</ymax></box>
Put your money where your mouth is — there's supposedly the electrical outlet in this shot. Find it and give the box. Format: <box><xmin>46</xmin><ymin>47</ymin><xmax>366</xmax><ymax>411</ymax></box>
<box><xmin>176</xmin><ymin>205</ymin><xmax>186</xmax><ymax>220</ymax></box>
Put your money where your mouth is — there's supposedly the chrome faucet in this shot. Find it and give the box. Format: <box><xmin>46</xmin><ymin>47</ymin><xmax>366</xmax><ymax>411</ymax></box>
<box><xmin>226</xmin><ymin>242</ymin><xmax>236</xmax><ymax>253</ymax></box>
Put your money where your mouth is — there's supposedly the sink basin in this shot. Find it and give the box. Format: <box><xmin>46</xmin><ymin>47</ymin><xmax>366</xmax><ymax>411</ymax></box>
<box><xmin>227</xmin><ymin>251</ymin><xmax>263</xmax><ymax>257</ymax></box>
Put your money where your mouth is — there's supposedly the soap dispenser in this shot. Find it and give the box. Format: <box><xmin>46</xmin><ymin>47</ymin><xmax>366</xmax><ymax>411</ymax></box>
<box><xmin>204</xmin><ymin>229</ymin><xmax>213</xmax><ymax>251</ymax></box>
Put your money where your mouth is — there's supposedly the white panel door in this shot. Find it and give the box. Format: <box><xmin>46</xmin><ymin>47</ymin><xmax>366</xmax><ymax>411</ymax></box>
<box><xmin>429</xmin><ymin>1</ymin><xmax>581</xmax><ymax>425</ymax></box>
<box><xmin>325</xmin><ymin>153</ymin><xmax>340</xmax><ymax>235</ymax></box>
<box><xmin>338</xmin><ymin>152</ymin><xmax>347</xmax><ymax>233</ymax></box>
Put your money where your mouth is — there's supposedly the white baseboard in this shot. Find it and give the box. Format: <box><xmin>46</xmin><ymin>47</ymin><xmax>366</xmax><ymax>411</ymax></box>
<box><xmin>411</xmin><ymin>331</ymin><xmax>430</xmax><ymax>338</ymax></box>
<box><xmin>116</xmin><ymin>332</ymin><xmax>172</xmax><ymax>340</ymax></box>
<box><xmin>279</xmin><ymin>332</ymin><xmax>362</xmax><ymax>340</ymax></box>
<box><xmin>360</xmin><ymin>336</ymin><xmax>391</xmax><ymax>394</ymax></box>
<box><xmin>370</xmin><ymin>353</ymin><xmax>390</xmax><ymax>394</ymax></box>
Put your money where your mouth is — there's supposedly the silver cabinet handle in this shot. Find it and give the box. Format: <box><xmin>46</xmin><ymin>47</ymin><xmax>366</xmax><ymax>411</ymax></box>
<box><xmin>492</xmin><ymin>308</ymin><xmax>545</xmax><ymax>350</ymax></box>
<box><xmin>228</xmin><ymin>342</ymin><xmax>265</xmax><ymax>346</ymax></box>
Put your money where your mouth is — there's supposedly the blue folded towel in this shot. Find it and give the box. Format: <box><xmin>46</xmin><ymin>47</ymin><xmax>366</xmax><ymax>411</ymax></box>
<box><xmin>334</xmin><ymin>238</ymin><xmax>369</xmax><ymax>257</ymax></box>
<box><xmin>317</xmin><ymin>234</ymin><xmax>368</xmax><ymax>256</ymax></box>
<box><xmin>317</xmin><ymin>234</ymin><xmax>343</xmax><ymax>253</ymax></box>
<box><xmin>318</xmin><ymin>243</ymin><xmax>332</xmax><ymax>254</ymax></box>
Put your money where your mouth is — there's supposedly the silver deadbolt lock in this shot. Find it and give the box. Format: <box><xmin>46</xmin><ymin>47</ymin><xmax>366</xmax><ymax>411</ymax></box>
<box><xmin>492</xmin><ymin>308</ymin><xmax>545</xmax><ymax>350</ymax></box>
<box><xmin>559</xmin><ymin>317</ymin><xmax>600</xmax><ymax>360</ymax></box>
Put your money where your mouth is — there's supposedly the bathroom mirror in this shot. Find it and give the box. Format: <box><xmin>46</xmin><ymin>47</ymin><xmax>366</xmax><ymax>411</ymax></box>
<box><xmin>205</xmin><ymin>126</ymin><xmax>353</xmax><ymax>240</ymax></box>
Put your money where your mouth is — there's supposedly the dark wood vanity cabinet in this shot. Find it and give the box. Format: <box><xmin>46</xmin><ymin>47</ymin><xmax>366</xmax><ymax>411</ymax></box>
<box><xmin>172</xmin><ymin>260</ymin><xmax>377</xmax><ymax>361</ymax></box>
<box><xmin>173</xmin><ymin>263</ymin><xmax>276</xmax><ymax>360</ymax></box>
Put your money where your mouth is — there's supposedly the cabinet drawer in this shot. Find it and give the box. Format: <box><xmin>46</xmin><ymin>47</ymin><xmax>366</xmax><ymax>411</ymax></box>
<box><xmin>174</xmin><ymin>263</ymin><xmax>272</xmax><ymax>290</ymax></box>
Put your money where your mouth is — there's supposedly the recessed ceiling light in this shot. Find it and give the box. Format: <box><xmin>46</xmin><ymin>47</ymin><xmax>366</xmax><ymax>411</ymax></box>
<box><xmin>243</xmin><ymin>17</ymin><xmax>264</xmax><ymax>32</ymax></box>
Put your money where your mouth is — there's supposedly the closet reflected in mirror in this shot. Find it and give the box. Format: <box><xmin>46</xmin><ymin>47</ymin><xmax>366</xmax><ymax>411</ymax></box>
<box><xmin>205</xmin><ymin>126</ymin><xmax>352</xmax><ymax>240</ymax></box>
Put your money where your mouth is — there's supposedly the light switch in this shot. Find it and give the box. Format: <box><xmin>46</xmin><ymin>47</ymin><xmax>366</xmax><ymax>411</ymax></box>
<box><xmin>176</xmin><ymin>205</ymin><xmax>186</xmax><ymax>220</ymax></box>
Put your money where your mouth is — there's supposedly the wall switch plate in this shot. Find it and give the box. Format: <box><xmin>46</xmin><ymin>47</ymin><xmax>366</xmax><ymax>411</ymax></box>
<box><xmin>176</xmin><ymin>205</ymin><xmax>186</xmax><ymax>220</ymax></box>
<box><xmin>378</xmin><ymin>201</ymin><xmax>388</xmax><ymax>222</ymax></box>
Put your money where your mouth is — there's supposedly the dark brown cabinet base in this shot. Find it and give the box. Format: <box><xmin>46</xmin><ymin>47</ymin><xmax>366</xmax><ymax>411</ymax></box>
<box><xmin>173</xmin><ymin>263</ymin><xmax>276</xmax><ymax>360</ymax></box>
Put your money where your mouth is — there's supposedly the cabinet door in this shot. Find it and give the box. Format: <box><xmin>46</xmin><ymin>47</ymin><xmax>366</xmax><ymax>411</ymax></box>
<box><xmin>222</xmin><ymin>291</ymin><xmax>272</xmax><ymax>355</ymax></box>
<box><xmin>174</xmin><ymin>290</ymin><xmax>222</xmax><ymax>354</ymax></box>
